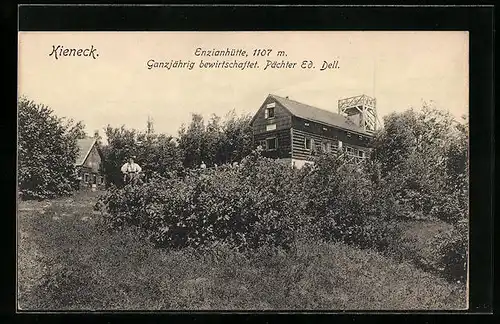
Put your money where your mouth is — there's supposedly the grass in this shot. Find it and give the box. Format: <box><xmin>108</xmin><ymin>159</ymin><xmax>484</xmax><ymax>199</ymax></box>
<box><xmin>17</xmin><ymin>191</ymin><xmax>467</xmax><ymax>310</ymax></box>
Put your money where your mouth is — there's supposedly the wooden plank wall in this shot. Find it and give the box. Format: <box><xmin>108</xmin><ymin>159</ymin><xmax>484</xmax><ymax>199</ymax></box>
<box><xmin>292</xmin><ymin>116</ymin><xmax>371</xmax><ymax>147</ymax></box>
<box><xmin>252</xmin><ymin>97</ymin><xmax>292</xmax><ymax>134</ymax></box>
<box><xmin>292</xmin><ymin>128</ymin><xmax>339</xmax><ymax>160</ymax></box>
<box><xmin>254</xmin><ymin>129</ymin><xmax>291</xmax><ymax>159</ymax></box>
<box><xmin>292</xmin><ymin>128</ymin><xmax>371</xmax><ymax>160</ymax></box>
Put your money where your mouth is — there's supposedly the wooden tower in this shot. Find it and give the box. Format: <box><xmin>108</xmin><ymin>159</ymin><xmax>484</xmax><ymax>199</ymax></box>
<box><xmin>338</xmin><ymin>94</ymin><xmax>379</xmax><ymax>133</ymax></box>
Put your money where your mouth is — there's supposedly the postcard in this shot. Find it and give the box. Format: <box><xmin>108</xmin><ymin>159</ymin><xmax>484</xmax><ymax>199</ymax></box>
<box><xmin>17</xmin><ymin>31</ymin><xmax>469</xmax><ymax>311</ymax></box>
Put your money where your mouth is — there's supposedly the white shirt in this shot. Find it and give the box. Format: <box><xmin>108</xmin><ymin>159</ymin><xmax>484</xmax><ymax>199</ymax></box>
<box><xmin>121</xmin><ymin>162</ymin><xmax>142</xmax><ymax>173</ymax></box>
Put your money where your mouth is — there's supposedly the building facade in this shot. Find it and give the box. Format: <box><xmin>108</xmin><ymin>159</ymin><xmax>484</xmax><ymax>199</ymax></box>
<box><xmin>75</xmin><ymin>138</ymin><xmax>105</xmax><ymax>189</ymax></box>
<box><xmin>250</xmin><ymin>94</ymin><xmax>376</xmax><ymax>168</ymax></box>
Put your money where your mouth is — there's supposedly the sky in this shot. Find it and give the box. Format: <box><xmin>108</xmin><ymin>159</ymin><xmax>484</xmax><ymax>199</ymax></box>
<box><xmin>18</xmin><ymin>31</ymin><xmax>469</xmax><ymax>138</ymax></box>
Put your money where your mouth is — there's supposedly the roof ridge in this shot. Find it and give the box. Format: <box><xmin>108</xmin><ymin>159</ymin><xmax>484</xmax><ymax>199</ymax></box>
<box><xmin>268</xmin><ymin>93</ymin><xmax>370</xmax><ymax>135</ymax></box>
<box><xmin>270</xmin><ymin>93</ymin><xmax>344</xmax><ymax>117</ymax></box>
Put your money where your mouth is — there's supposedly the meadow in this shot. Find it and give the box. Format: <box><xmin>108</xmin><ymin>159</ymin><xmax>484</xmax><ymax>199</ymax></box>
<box><xmin>18</xmin><ymin>190</ymin><xmax>466</xmax><ymax>311</ymax></box>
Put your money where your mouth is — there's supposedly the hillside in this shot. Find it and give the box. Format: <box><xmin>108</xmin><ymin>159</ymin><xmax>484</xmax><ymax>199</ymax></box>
<box><xmin>18</xmin><ymin>191</ymin><xmax>466</xmax><ymax>310</ymax></box>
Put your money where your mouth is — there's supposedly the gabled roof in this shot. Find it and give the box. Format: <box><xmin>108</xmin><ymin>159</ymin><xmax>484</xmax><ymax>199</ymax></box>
<box><xmin>75</xmin><ymin>137</ymin><xmax>97</xmax><ymax>166</ymax></box>
<box><xmin>267</xmin><ymin>94</ymin><xmax>370</xmax><ymax>135</ymax></box>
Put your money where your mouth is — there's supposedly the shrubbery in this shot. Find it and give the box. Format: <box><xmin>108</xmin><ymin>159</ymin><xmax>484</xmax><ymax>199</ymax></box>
<box><xmin>101</xmin><ymin>111</ymin><xmax>253</xmax><ymax>186</ymax></box>
<box><xmin>97</xmin><ymin>150</ymin><xmax>399</xmax><ymax>254</ymax></box>
<box><xmin>18</xmin><ymin>194</ymin><xmax>466</xmax><ymax>310</ymax></box>
<box><xmin>18</xmin><ymin>97</ymin><xmax>86</xmax><ymax>200</ymax></box>
<box><xmin>97</xmin><ymin>104</ymin><xmax>469</xmax><ymax>283</ymax></box>
<box><xmin>98</xmin><ymin>150</ymin><xmax>308</xmax><ymax>252</ymax></box>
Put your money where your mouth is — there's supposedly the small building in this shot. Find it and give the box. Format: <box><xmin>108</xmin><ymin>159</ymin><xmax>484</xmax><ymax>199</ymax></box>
<box><xmin>250</xmin><ymin>94</ymin><xmax>378</xmax><ymax>168</ymax></box>
<box><xmin>75</xmin><ymin>137</ymin><xmax>105</xmax><ymax>189</ymax></box>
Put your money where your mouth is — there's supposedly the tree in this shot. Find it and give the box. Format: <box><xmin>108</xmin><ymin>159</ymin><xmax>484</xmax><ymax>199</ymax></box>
<box><xmin>102</xmin><ymin>123</ymin><xmax>183</xmax><ymax>186</ymax></box>
<box><xmin>178</xmin><ymin>114</ymin><xmax>208</xmax><ymax>168</ymax></box>
<box><xmin>18</xmin><ymin>97</ymin><xmax>86</xmax><ymax>200</ymax></box>
<box><xmin>177</xmin><ymin>111</ymin><xmax>254</xmax><ymax>168</ymax></box>
<box><xmin>101</xmin><ymin>125</ymin><xmax>138</xmax><ymax>186</ymax></box>
<box><xmin>136</xmin><ymin>132</ymin><xmax>183</xmax><ymax>180</ymax></box>
<box><xmin>371</xmin><ymin>103</ymin><xmax>469</xmax><ymax>223</ymax></box>
<box><xmin>219</xmin><ymin>110</ymin><xmax>253</xmax><ymax>165</ymax></box>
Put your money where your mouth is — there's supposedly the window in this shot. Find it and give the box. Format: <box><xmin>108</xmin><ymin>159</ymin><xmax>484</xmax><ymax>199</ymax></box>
<box><xmin>266</xmin><ymin>123</ymin><xmax>277</xmax><ymax>131</ymax></box>
<box><xmin>83</xmin><ymin>173</ymin><xmax>89</xmax><ymax>183</ymax></box>
<box><xmin>265</xmin><ymin>102</ymin><xmax>275</xmax><ymax>119</ymax></box>
<box><xmin>266</xmin><ymin>137</ymin><xmax>277</xmax><ymax>150</ymax></box>
<box><xmin>305</xmin><ymin>138</ymin><xmax>312</xmax><ymax>150</ymax></box>
<box><xmin>326</xmin><ymin>142</ymin><xmax>332</xmax><ymax>152</ymax></box>
<box><xmin>359</xmin><ymin>150</ymin><xmax>365</xmax><ymax>158</ymax></box>
<box><xmin>100</xmin><ymin>176</ymin><xmax>104</xmax><ymax>184</ymax></box>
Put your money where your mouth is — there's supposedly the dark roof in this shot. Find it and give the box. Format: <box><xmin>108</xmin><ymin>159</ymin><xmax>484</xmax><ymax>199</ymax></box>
<box><xmin>75</xmin><ymin>138</ymin><xmax>97</xmax><ymax>166</ymax></box>
<box><xmin>268</xmin><ymin>94</ymin><xmax>370</xmax><ymax>135</ymax></box>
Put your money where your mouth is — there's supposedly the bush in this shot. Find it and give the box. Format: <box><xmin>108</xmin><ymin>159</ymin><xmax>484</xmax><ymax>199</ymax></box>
<box><xmin>18</xmin><ymin>194</ymin><xmax>466</xmax><ymax>310</ymax></box>
<box><xmin>98</xmin><ymin>150</ymin><xmax>308</xmax><ymax>252</ymax></box>
<box><xmin>370</xmin><ymin>104</ymin><xmax>469</xmax><ymax>225</ymax></box>
<box><xmin>101</xmin><ymin>125</ymin><xmax>183</xmax><ymax>186</ymax></box>
<box><xmin>97</xmin><ymin>104</ymin><xmax>469</xmax><ymax>284</ymax></box>
<box><xmin>18</xmin><ymin>97</ymin><xmax>85</xmax><ymax>200</ymax></box>
<box><xmin>98</xmin><ymin>150</ymin><xmax>401</xmax><ymax>254</ymax></box>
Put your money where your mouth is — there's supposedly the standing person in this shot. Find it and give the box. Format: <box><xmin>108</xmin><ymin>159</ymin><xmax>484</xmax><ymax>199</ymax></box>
<box><xmin>121</xmin><ymin>156</ymin><xmax>142</xmax><ymax>185</ymax></box>
<box><xmin>200</xmin><ymin>161</ymin><xmax>207</xmax><ymax>169</ymax></box>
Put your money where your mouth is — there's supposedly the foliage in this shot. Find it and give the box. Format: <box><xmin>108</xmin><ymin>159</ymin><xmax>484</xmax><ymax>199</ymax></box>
<box><xmin>98</xmin><ymin>150</ymin><xmax>308</xmax><ymax>252</ymax></box>
<box><xmin>18</xmin><ymin>193</ymin><xmax>466</xmax><ymax>310</ymax></box>
<box><xmin>97</xmin><ymin>103</ymin><xmax>469</xmax><ymax>283</ymax></box>
<box><xmin>369</xmin><ymin>103</ymin><xmax>469</xmax><ymax>282</ymax></box>
<box><xmin>178</xmin><ymin>110</ymin><xmax>253</xmax><ymax>168</ymax></box>
<box><xmin>18</xmin><ymin>97</ymin><xmax>86</xmax><ymax>200</ymax></box>
<box><xmin>101</xmin><ymin>110</ymin><xmax>252</xmax><ymax>186</ymax></box>
<box><xmin>101</xmin><ymin>125</ymin><xmax>183</xmax><ymax>186</ymax></box>
<box><xmin>371</xmin><ymin>103</ymin><xmax>469</xmax><ymax>224</ymax></box>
